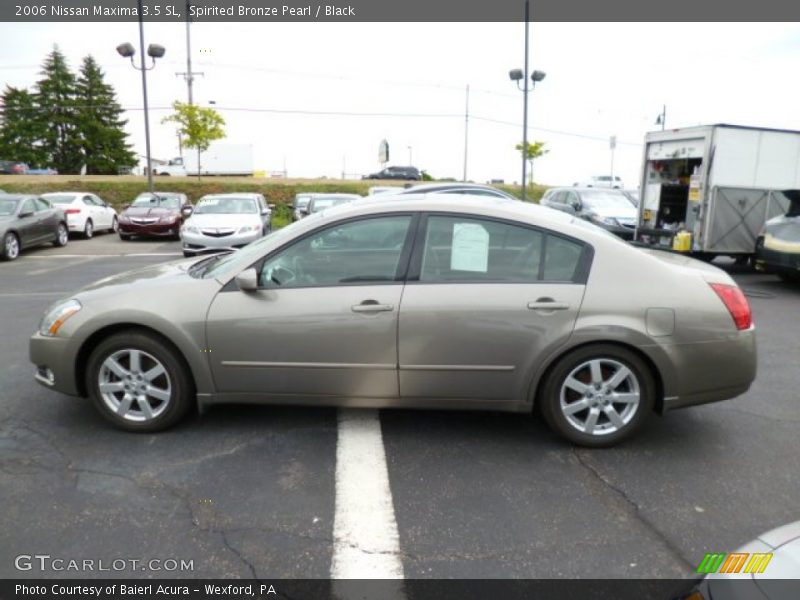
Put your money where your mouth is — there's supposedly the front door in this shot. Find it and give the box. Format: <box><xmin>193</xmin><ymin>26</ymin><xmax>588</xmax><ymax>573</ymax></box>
<box><xmin>398</xmin><ymin>214</ymin><xmax>589</xmax><ymax>403</ymax></box>
<box><xmin>206</xmin><ymin>214</ymin><xmax>416</xmax><ymax>400</ymax></box>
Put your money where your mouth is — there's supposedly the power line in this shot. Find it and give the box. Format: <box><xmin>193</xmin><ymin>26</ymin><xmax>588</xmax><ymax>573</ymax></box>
<box><xmin>471</xmin><ymin>115</ymin><xmax>643</xmax><ymax>146</ymax></box>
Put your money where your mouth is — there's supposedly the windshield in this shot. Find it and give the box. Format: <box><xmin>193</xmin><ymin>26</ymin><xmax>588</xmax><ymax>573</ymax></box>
<box><xmin>581</xmin><ymin>191</ymin><xmax>635</xmax><ymax>211</ymax></box>
<box><xmin>195</xmin><ymin>197</ymin><xmax>257</xmax><ymax>214</ymax></box>
<box><xmin>295</xmin><ymin>197</ymin><xmax>311</xmax><ymax>209</ymax></box>
<box><xmin>202</xmin><ymin>216</ymin><xmax>317</xmax><ymax>279</ymax></box>
<box><xmin>131</xmin><ymin>194</ymin><xmax>182</xmax><ymax>209</ymax></box>
<box><xmin>0</xmin><ymin>198</ymin><xmax>19</xmax><ymax>216</ymax></box>
<box><xmin>310</xmin><ymin>197</ymin><xmax>352</xmax><ymax>212</ymax></box>
<box><xmin>45</xmin><ymin>195</ymin><xmax>77</xmax><ymax>204</ymax></box>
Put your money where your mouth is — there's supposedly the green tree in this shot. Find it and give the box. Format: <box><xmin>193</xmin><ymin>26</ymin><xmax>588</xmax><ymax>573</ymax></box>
<box><xmin>515</xmin><ymin>140</ymin><xmax>549</xmax><ymax>187</ymax></box>
<box><xmin>75</xmin><ymin>55</ymin><xmax>136</xmax><ymax>174</ymax></box>
<box><xmin>35</xmin><ymin>46</ymin><xmax>82</xmax><ymax>174</ymax></box>
<box><xmin>0</xmin><ymin>86</ymin><xmax>48</xmax><ymax>167</ymax></box>
<box><xmin>162</xmin><ymin>101</ymin><xmax>226</xmax><ymax>178</ymax></box>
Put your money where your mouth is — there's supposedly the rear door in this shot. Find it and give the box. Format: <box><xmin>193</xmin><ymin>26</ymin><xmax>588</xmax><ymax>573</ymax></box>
<box><xmin>17</xmin><ymin>198</ymin><xmax>41</xmax><ymax>245</ymax></box>
<box><xmin>398</xmin><ymin>213</ymin><xmax>590</xmax><ymax>403</ymax></box>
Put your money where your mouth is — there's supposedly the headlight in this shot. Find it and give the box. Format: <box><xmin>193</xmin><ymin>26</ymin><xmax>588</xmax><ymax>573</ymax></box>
<box><xmin>238</xmin><ymin>225</ymin><xmax>260</xmax><ymax>233</ymax></box>
<box><xmin>159</xmin><ymin>215</ymin><xmax>177</xmax><ymax>224</ymax></box>
<box><xmin>39</xmin><ymin>299</ymin><xmax>82</xmax><ymax>337</ymax></box>
<box><xmin>183</xmin><ymin>225</ymin><xmax>199</xmax><ymax>234</ymax></box>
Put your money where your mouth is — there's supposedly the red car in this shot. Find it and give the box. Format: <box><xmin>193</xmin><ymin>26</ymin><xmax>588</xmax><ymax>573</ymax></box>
<box><xmin>117</xmin><ymin>192</ymin><xmax>191</xmax><ymax>240</ymax></box>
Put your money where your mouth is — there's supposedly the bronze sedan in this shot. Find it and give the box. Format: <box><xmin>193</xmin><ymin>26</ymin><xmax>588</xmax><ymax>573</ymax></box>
<box><xmin>29</xmin><ymin>195</ymin><xmax>756</xmax><ymax>447</ymax></box>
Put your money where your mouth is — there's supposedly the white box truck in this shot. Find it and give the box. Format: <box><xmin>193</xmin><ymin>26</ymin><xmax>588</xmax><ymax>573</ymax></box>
<box><xmin>635</xmin><ymin>124</ymin><xmax>799</xmax><ymax>258</ymax></box>
<box><xmin>152</xmin><ymin>144</ymin><xmax>254</xmax><ymax>177</ymax></box>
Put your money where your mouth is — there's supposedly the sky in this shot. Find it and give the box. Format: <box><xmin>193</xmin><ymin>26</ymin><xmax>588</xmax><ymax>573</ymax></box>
<box><xmin>1</xmin><ymin>22</ymin><xmax>800</xmax><ymax>186</ymax></box>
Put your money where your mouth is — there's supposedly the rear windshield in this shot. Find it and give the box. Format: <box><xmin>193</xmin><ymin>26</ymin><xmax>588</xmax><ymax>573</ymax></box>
<box><xmin>45</xmin><ymin>195</ymin><xmax>77</xmax><ymax>204</ymax></box>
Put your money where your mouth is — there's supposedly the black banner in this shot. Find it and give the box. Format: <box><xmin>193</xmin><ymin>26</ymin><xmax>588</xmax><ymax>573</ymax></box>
<box><xmin>3</xmin><ymin>579</ymin><xmax>800</xmax><ymax>600</ymax></box>
<box><xmin>3</xmin><ymin>0</ymin><xmax>800</xmax><ymax>22</ymax></box>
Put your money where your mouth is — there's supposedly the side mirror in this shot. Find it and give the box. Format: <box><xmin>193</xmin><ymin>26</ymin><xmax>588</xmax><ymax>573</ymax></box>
<box><xmin>300</xmin><ymin>209</ymin><xmax>309</xmax><ymax>216</ymax></box>
<box><xmin>19</xmin><ymin>211</ymin><xmax>34</xmax><ymax>218</ymax></box>
<box><xmin>261</xmin><ymin>208</ymin><xmax>270</xmax><ymax>216</ymax></box>
<box><xmin>122</xmin><ymin>203</ymin><xmax>130</xmax><ymax>210</ymax></box>
<box><xmin>235</xmin><ymin>268</ymin><xmax>258</xmax><ymax>292</ymax></box>
<box><xmin>181</xmin><ymin>205</ymin><xmax>193</xmax><ymax>217</ymax></box>
<box><xmin>267</xmin><ymin>203</ymin><xmax>276</xmax><ymax>209</ymax></box>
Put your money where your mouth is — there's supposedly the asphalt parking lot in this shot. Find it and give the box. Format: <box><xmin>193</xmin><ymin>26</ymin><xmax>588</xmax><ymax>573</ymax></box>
<box><xmin>1</xmin><ymin>233</ymin><xmax>799</xmax><ymax>579</ymax></box>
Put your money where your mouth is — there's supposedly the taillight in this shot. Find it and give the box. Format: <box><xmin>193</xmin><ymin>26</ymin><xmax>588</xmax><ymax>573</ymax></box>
<box><xmin>709</xmin><ymin>283</ymin><xmax>752</xmax><ymax>330</ymax></box>
<box><xmin>64</xmin><ymin>208</ymin><xmax>81</xmax><ymax>215</ymax></box>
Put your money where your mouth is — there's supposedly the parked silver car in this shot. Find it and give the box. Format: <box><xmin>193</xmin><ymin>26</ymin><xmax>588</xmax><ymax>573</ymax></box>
<box><xmin>180</xmin><ymin>193</ymin><xmax>272</xmax><ymax>257</ymax></box>
<box><xmin>1</xmin><ymin>194</ymin><xmax>69</xmax><ymax>260</ymax></box>
<box><xmin>29</xmin><ymin>195</ymin><xmax>756</xmax><ymax>446</ymax></box>
<box><xmin>541</xmin><ymin>187</ymin><xmax>638</xmax><ymax>239</ymax></box>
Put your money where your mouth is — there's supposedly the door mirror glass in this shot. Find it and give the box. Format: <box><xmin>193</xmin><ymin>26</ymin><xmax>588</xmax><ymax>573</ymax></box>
<box><xmin>181</xmin><ymin>205</ymin><xmax>194</xmax><ymax>217</ymax></box>
<box><xmin>235</xmin><ymin>268</ymin><xmax>259</xmax><ymax>292</ymax></box>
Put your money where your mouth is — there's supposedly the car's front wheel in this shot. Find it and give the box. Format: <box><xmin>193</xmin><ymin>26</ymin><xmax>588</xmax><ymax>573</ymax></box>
<box><xmin>110</xmin><ymin>216</ymin><xmax>119</xmax><ymax>233</ymax></box>
<box><xmin>86</xmin><ymin>331</ymin><xmax>194</xmax><ymax>432</ymax></box>
<box><xmin>539</xmin><ymin>344</ymin><xmax>655</xmax><ymax>447</ymax></box>
<box><xmin>2</xmin><ymin>232</ymin><xmax>20</xmax><ymax>261</ymax></box>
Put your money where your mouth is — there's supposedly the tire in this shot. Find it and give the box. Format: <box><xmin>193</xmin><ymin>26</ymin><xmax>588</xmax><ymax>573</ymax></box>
<box><xmin>119</xmin><ymin>233</ymin><xmax>131</xmax><ymax>241</ymax></box>
<box><xmin>110</xmin><ymin>216</ymin><xmax>119</xmax><ymax>233</ymax></box>
<box><xmin>85</xmin><ymin>331</ymin><xmax>194</xmax><ymax>432</ymax></box>
<box><xmin>84</xmin><ymin>219</ymin><xmax>94</xmax><ymax>239</ymax></box>
<box><xmin>538</xmin><ymin>344</ymin><xmax>655</xmax><ymax>448</ymax></box>
<box><xmin>54</xmin><ymin>222</ymin><xmax>68</xmax><ymax>247</ymax></box>
<box><xmin>2</xmin><ymin>232</ymin><xmax>20</xmax><ymax>261</ymax></box>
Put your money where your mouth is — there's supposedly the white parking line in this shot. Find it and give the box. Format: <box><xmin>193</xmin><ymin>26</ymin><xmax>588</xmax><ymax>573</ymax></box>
<box><xmin>331</xmin><ymin>408</ymin><xmax>405</xmax><ymax>581</ymax></box>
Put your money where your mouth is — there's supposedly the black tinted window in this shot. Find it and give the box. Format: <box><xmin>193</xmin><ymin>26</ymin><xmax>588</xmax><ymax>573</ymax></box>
<box><xmin>259</xmin><ymin>216</ymin><xmax>412</xmax><ymax>288</ymax></box>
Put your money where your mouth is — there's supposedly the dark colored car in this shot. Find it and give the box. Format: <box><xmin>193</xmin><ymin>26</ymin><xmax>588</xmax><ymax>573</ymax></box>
<box><xmin>395</xmin><ymin>182</ymin><xmax>519</xmax><ymax>200</ymax></box>
<box><xmin>0</xmin><ymin>194</ymin><xmax>68</xmax><ymax>260</ymax></box>
<box><xmin>364</xmin><ymin>166</ymin><xmax>421</xmax><ymax>181</ymax></box>
<box><xmin>117</xmin><ymin>192</ymin><xmax>191</xmax><ymax>240</ymax></box>
<box><xmin>0</xmin><ymin>160</ymin><xmax>29</xmax><ymax>175</ymax></box>
<box><xmin>755</xmin><ymin>189</ymin><xmax>800</xmax><ymax>282</ymax></box>
<box><xmin>540</xmin><ymin>187</ymin><xmax>638</xmax><ymax>240</ymax></box>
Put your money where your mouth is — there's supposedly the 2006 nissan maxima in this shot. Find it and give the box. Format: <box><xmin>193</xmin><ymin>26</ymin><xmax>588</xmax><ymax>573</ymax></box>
<box><xmin>29</xmin><ymin>195</ymin><xmax>757</xmax><ymax>447</ymax></box>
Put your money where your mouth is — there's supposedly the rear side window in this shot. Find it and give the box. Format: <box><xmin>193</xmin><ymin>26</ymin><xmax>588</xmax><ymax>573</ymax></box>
<box><xmin>418</xmin><ymin>215</ymin><xmax>586</xmax><ymax>283</ymax></box>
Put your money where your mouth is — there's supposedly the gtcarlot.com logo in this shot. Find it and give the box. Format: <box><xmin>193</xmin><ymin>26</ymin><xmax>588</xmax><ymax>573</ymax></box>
<box><xmin>696</xmin><ymin>552</ymin><xmax>772</xmax><ymax>575</ymax></box>
<box><xmin>14</xmin><ymin>554</ymin><xmax>194</xmax><ymax>572</ymax></box>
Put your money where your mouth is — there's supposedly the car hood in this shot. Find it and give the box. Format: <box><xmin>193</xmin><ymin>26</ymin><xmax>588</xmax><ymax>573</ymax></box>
<box><xmin>122</xmin><ymin>206</ymin><xmax>178</xmax><ymax>218</ymax></box>
<box><xmin>762</xmin><ymin>216</ymin><xmax>800</xmax><ymax>254</ymax></box>
<box><xmin>186</xmin><ymin>213</ymin><xmax>261</xmax><ymax>229</ymax></box>
<box><xmin>75</xmin><ymin>259</ymin><xmax>204</xmax><ymax>298</ymax></box>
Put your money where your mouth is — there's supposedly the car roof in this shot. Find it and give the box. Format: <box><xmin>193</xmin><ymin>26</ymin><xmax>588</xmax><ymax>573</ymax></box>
<box><xmin>400</xmin><ymin>183</ymin><xmax>512</xmax><ymax>194</ymax></box>
<box><xmin>42</xmin><ymin>192</ymin><xmax>86</xmax><ymax>198</ymax></box>
<box><xmin>307</xmin><ymin>193</ymin><xmax>616</xmax><ymax>243</ymax></box>
<box><xmin>0</xmin><ymin>193</ymin><xmax>36</xmax><ymax>201</ymax></box>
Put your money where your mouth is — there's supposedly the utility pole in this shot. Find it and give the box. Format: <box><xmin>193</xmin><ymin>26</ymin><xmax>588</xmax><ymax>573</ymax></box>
<box><xmin>521</xmin><ymin>0</ymin><xmax>530</xmax><ymax>201</ymax></box>
<box><xmin>463</xmin><ymin>84</ymin><xmax>469</xmax><ymax>182</ymax></box>
<box><xmin>176</xmin><ymin>1</ymin><xmax>204</xmax><ymax>175</ymax></box>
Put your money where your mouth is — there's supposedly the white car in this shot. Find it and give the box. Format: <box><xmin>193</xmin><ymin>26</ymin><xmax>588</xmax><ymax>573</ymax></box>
<box><xmin>181</xmin><ymin>193</ymin><xmax>272</xmax><ymax>257</ymax></box>
<box><xmin>574</xmin><ymin>175</ymin><xmax>624</xmax><ymax>189</ymax></box>
<box><xmin>41</xmin><ymin>192</ymin><xmax>118</xmax><ymax>238</ymax></box>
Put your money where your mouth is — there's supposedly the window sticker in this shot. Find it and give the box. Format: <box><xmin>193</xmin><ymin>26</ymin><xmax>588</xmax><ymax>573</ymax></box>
<box><xmin>450</xmin><ymin>222</ymin><xmax>489</xmax><ymax>272</ymax></box>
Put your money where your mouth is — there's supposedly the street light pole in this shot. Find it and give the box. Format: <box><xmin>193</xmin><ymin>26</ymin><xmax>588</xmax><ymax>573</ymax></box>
<box><xmin>137</xmin><ymin>0</ymin><xmax>154</xmax><ymax>194</ymax></box>
<box><xmin>521</xmin><ymin>0</ymin><xmax>530</xmax><ymax>201</ymax></box>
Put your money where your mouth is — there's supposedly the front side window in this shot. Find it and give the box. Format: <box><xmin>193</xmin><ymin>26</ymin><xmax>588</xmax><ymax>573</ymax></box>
<box><xmin>419</xmin><ymin>215</ymin><xmax>585</xmax><ymax>283</ymax></box>
<box><xmin>259</xmin><ymin>215</ymin><xmax>412</xmax><ymax>288</ymax></box>
<box><xmin>20</xmin><ymin>199</ymin><xmax>36</xmax><ymax>215</ymax></box>
<box><xmin>34</xmin><ymin>198</ymin><xmax>50</xmax><ymax>211</ymax></box>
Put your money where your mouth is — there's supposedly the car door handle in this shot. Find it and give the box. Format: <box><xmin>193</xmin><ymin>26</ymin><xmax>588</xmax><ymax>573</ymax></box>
<box><xmin>352</xmin><ymin>301</ymin><xmax>394</xmax><ymax>313</ymax></box>
<box><xmin>527</xmin><ymin>299</ymin><xmax>570</xmax><ymax>311</ymax></box>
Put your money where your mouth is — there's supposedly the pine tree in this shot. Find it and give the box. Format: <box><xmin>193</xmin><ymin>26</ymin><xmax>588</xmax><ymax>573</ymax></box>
<box><xmin>35</xmin><ymin>46</ymin><xmax>83</xmax><ymax>174</ymax></box>
<box><xmin>75</xmin><ymin>55</ymin><xmax>136</xmax><ymax>175</ymax></box>
<box><xmin>0</xmin><ymin>86</ymin><xmax>48</xmax><ymax>167</ymax></box>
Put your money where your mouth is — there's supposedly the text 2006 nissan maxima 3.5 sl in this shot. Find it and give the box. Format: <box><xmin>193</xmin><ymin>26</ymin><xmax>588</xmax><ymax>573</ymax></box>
<box><xmin>29</xmin><ymin>195</ymin><xmax>757</xmax><ymax>447</ymax></box>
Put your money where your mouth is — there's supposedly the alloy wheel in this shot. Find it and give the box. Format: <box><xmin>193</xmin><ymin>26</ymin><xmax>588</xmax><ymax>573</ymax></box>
<box><xmin>559</xmin><ymin>358</ymin><xmax>640</xmax><ymax>436</ymax></box>
<box><xmin>4</xmin><ymin>234</ymin><xmax>19</xmax><ymax>259</ymax></box>
<box><xmin>57</xmin><ymin>224</ymin><xmax>68</xmax><ymax>246</ymax></box>
<box><xmin>85</xmin><ymin>220</ymin><xmax>93</xmax><ymax>238</ymax></box>
<box><xmin>98</xmin><ymin>348</ymin><xmax>172</xmax><ymax>422</ymax></box>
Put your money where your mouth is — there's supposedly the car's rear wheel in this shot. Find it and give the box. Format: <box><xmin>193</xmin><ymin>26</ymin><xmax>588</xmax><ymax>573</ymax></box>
<box><xmin>84</xmin><ymin>219</ymin><xmax>94</xmax><ymax>239</ymax></box>
<box><xmin>86</xmin><ymin>331</ymin><xmax>194</xmax><ymax>432</ymax></box>
<box><xmin>2</xmin><ymin>232</ymin><xmax>20</xmax><ymax>261</ymax></box>
<box><xmin>539</xmin><ymin>344</ymin><xmax>655</xmax><ymax>447</ymax></box>
<box><xmin>54</xmin><ymin>222</ymin><xmax>68</xmax><ymax>247</ymax></box>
